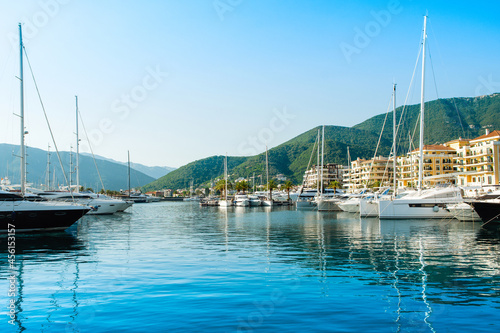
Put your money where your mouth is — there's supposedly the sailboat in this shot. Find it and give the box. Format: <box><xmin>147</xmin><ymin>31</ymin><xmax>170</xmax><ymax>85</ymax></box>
<box><xmin>219</xmin><ymin>154</ymin><xmax>232</xmax><ymax>207</ymax></box>
<box><xmin>359</xmin><ymin>84</ymin><xmax>398</xmax><ymax>217</ymax></box>
<box><xmin>262</xmin><ymin>146</ymin><xmax>274</xmax><ymax>206</ymax></box>
<box><xmin>296</xmin><ymin>129</ymin><xmax>321</xmax><ymax>210</ymax></box>
<box><xmin>315</xmin><ymin>126</ymin><xmax>344</xmax><ymax>211</ymax></box>
<box><xmin>378</xmin><ymin>16</ymin><xmax>462</xmax><ymax>219</ymax></box>
<box><xmin>0</xmin><ymin>24</ymin><xmax>90</xmax><ymax>233</ymax></box>
<box><xmin>32</xmin><ymin>97</ymin><xmax>133</xmax><ymax>214</ymax></box>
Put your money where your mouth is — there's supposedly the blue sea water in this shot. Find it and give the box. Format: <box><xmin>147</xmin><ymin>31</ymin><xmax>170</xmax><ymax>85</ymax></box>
<box><xmin>1</xmin><ymin>201</ymin><xmax>500</xmax><ymax>332</ymax></box>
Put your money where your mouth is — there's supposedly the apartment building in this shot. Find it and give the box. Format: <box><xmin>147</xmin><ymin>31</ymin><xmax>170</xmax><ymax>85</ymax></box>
<box><xmin>345</xmin><ymin>157</ymin><xmax>393</xmax><ymax>191</ymax></box>
<box><xmin>454</xmin><ymin>130</ymin><xmax>500</xmax><ymax>186</ymax></box>
<box><xmin>397</xmin><ymin>144</ymin><xmax>456</xmax><ymax>188</ymax></box>
<box><xmin>303</xmin><ymin>163</ymin><xmax>346</xmax><ymax>189</ymax></box>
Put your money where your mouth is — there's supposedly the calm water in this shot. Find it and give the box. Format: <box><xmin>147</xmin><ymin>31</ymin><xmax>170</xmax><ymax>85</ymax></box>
<box><xmin>1</xmin><ymin>202</ymin><xmax>500</xmax><ymax>332</ymax></box>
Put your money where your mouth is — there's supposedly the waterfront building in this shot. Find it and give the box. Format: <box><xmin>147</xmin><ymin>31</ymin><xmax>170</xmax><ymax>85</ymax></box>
<box><xmin>454</xmin><ymin>129</ymin><xmax>500</xmax><ymax>186</ymax></box>
<box><xmin>346</xmin><ymin>157</ymin><xmax>393</xmax><ymax>191</ymax></box>
<box><xmin>303</xmin><ymin>163</ymin><xmax>345</xmax><ymax>189</ymax></box>
<box><xmin>396</xmin><ymin>144</ymin><xmax>457</xmax><ymax>188</ymax></box>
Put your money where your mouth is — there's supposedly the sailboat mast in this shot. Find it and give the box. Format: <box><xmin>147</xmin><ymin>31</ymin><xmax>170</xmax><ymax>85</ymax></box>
<box><xmin>128</xmin><ymin>150</ymin><xmax>131</xmax><ymax>197</ymax></box>
<box><xmin>19</xmin><ymin>23</ymin><xmax>26</xmax><ymax>195</ymax></box>
<box><xmin>320</xmin><ymin>125</ymin><xmax>325</xmax><ymax>195</ymax></box>
<box><xmin>265</xmin><ymin>146</ymin><xmax>269</xmax><ymax>192</ymax></box>
<box><xmin>225</xmin><ymin>153</ymin><xmax>228</xmax><ymax>201</ymax></box>
<box><xmin>75</xmin><ymin>96</ymin><xmax>80</xmax><ymax>191</ymax></box>
<box><xmin>418</xmin><ymin>15</ymin><xmax>427</xmax><ymax>191</ymax></box>
<box><xmin>393</xmin><ymin>83</ymin><xmax>397</xmax><ymax>191</ymax></box>
<box><xmin>46</xmin><ymin>144</ymin><xmax>51</xmax><ymax>190</ymax></box>
<box><xmin>316</xmin><ymin>129</ymin><xmax>320</xmax><ymax>193</ymax></box>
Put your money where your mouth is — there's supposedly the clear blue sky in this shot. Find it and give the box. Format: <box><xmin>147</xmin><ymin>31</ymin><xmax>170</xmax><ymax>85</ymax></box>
<box><xmin>1</xmin><ymin>0</ymin><xmax>499</xmax><ymax>168</ymax></box>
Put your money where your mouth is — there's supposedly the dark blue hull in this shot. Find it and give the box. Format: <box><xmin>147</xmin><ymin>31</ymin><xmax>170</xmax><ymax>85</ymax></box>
<box><xmin>470</xmin><ymin>201</ymin><xmax>500</xmax><ymax>223</ymax></box>
<box><xmin>0</xmin><ymin>208</ymin><xmax>90</xmax><ymax>233</ymax></box>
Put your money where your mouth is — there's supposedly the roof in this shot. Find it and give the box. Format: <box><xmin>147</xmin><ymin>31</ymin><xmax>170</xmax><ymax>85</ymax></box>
<box><xmin>410</xmin><ymin>144</ymin><xmax>455</xmax><ymax>153</ymax></box>
<box><xmin>471</xmin><ymin>130</ymin><xmax>500</xmax><ymax>142</ymax></box>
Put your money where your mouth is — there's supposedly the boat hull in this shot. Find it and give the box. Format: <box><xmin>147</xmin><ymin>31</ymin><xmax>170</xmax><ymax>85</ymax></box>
<box><xmin>296</xmin><ymin>200</ymin><xmax>316</xmax><ymax>210</ymax></box>
<box><xmin>0</xmin><ymin>205</ymin><xmax>90</xmax><ymax>233</ymax></box>
<box><xmin>446</xmin><ymin>203</ymin><xmax>481</xmax><ymax>222</ymax></box>
<box><xmin>317</xmin><ymin>199</ymin><xmax>342</xmax><ymax>211</ymax></box>
<box><xmin>359</xmin><ymin>199</ymin><xmax>379</xmax><ymax>217</ymax></box>
<box><xmin>378</xmin><ymin>200</ymin><xmax>456</xmax><ymax>219</ymax></box>
<box><xmin>470</xmin><ymin>201</ymin><xmax>500</xmax><ymax>223</ymax></box>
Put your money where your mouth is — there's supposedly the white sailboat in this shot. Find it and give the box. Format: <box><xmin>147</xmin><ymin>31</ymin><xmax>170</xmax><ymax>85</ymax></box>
<box><xmin>378</xmin><ymin>16</ymin><xmax>462</xmax><ymax>220</ymax></box>
<box><xmin>0</xmin><ymin>24</ymin><xmax>90</xmax><ymax>233</ymax></box>
<box><xmin>219</xmin><ymin>154</ymin><xmax>232</xmax><ymax>207</ymax></box>
<box><xmin>262</xmin><ymin>146</ymin><xmax>274</xmax><ymax>207</ymax></box>
<box><xmin>296</xmin><ymin>129</ymin><xmax>321</xmax><ymax>210</ymax></box>
<box><xmin>360</xmin><ymin>83</ymin><xmax>398</xmax><ymax>217</ymax></box>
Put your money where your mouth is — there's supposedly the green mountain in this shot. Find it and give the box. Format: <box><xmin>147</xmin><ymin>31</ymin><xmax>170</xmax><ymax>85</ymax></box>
<box><xmin>0</xmin><ymin>144</ymin><xmax>155</xmax><ymax>191</ymax></box>
<box><xmin>143</xmin><ymin>93</ymin><xmax>500</xmax><ymax>191</ymax></box>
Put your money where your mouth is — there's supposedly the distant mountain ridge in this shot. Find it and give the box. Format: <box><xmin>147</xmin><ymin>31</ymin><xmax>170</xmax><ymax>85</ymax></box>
<box><xmin>0</xmin><ymin>144</ymin><xmax>155</xmax><ymax>191</ymax></box>
<box><xmin>80</xmin><ymin>153</ymin><xmax>176</xmax><ymax>179</ymax></box>
<box><xmin>142</xmin><ymin>93</ymin><xmax>500</xmax><ymax>191</ymax></box>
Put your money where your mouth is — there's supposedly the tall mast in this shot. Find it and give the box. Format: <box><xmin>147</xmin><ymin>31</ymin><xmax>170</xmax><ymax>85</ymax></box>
<box><xmin>46</xmin><ymin>144</ymin><xmax>51</xmax><ymax>190</ymax></box>
<box><xmin>128</xmin><ymin>150</ymin><xmax>131</xmax><ymax>196</ymax></box>
<box><xmin>316</xmin><ymin>129</ymin><xmax>320</xmax><ymax>193</ymax></box>
<box><xmin>418</xmin><ymin>15</ymin><xmax>427</xmax><ymax>192</ymax></box>
<box><xmin>347</xmin><ymin>146</ymin><xmax>351</xmax><ymax>193</ymax></box>
<box><xmin>320</xmin><ymin>125</ymin><xmax>325</xmax><ymax>196</ymax></box>
<box><xmin>393</xmin><ymin>83</ymin><xmax>397</xmax><ymax>191</ymax></box>
<box><xmin>19</xmin><ymin>23</ymin><xmax>26</xmax><ymax>195</ymax></box>
<box><xmin>75</xmin><ymin>96</ymin><xmax>80</xmax><ymax>191</ymax></box>
<box><xmin>224</xmin><ymin>153</ymin><xmax>228</xmax><ymax>200</ymax></box>
<box><xmin>265</xmin><ymin>146</ymin><xmax>269</xmax><ymax>195</ymax></box>
<box><xmin>69</xmin><ymin>146</ymin><xmax>73</xmax><ymax>188</ymax></box>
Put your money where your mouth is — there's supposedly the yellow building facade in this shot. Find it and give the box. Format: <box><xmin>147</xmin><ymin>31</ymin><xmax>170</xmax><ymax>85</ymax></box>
<box><xmin>346</xmin><ymin>157</ymin><xmax>393</xmax><ymax>191</ymax></box>
<box><xmin>396</xmin><ymin>145</ymin><xmax>456</xmax><ymax>188</ymax></box>
<box><xmin>454</xmin><ymin>130</ymin><xmax>500</xmax><ymax>186</ymax></box>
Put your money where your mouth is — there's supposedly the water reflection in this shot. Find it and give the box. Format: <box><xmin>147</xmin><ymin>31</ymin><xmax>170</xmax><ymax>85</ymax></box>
<box><xmin>1</xmin><ymin>203</ymin><xmax>499</xmax><ymax>332</ymax></box>
<box><xmin>0</xmin><ymin>231</ymin><xmax>87</xmax><ymax>332</ymax></box>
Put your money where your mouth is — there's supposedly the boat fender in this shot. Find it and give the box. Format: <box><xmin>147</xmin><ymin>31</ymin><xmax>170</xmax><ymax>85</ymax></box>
<box><xmin>11</xmin><ymin>211</ymin><xmax>16</xmax><ymax>221</ymax></box>
<box><xmin>91</xmin><ymin>206</ymin><xmax>99</xmax><ymax>211</ymax></box>
<box><xmin>433</xmin><ymin>205</ymin><xmax>439</xmax><ymax>212</ymax></box>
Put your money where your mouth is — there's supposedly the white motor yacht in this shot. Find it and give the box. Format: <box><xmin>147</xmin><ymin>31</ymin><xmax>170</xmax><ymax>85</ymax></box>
<box><xmin>35</xmin><ymin>191</ymin><xmax>124</xmax><ymax>215</ymax></box>
<box><xmin>248</xmin><ymin>195</ymin><xmax>262</xmax><ymax>206</ymax></box>
<box><xmin>378</xmin><ymin>187</ymin><xmax>463</xmax><ymax>219</ymax></box>
<box><xmin>234</xmin><ymin>194</ymin><xmax>250</xmax><ymax>207</ymax></box>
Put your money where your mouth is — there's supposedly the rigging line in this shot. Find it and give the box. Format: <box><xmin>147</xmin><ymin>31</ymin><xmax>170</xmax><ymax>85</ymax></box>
<box><xmin>428</xmin><ymin>17</ymin><xmax>465</xmax><ymax>137</ymax></box>
<box><xmin>302</xmin><ymin>130</ymin><xmax>319</xmax><ymax>187</ymax></box>
<box><xmin>23</xmin><ymin>46</ymin><xmax>74</xmax><ymax>200</ymax></box>
<box><xmin>77</xmin><ymin>109</ymin><xmax>106</xmax><ymax>192</ymax></box>
<box><xmin>427</xmin><ymin>43</ymin><xmax>440</xmax><ymax>100</ymax></box>
<box><xmin>395</xmin><ymin>42</ymin><xmax>423</xmax><ymax>154</ymax></box>
<box><xmin>366</xmin><ymin>95</ymin><xmax>392</xmax><ymax>188</ymax></box>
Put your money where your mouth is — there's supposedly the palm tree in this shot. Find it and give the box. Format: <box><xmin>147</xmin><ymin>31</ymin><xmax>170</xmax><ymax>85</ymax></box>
<box><xmin>284</xmin><ymin>180</ymin><xmax>293</xmax><ymax>201</ymax></box>
<box><xmin>214</xmin><ymin>179</ymin><xmax>227</xmax><ymax>198</ymax></box>
<box><xmin>267</xmin><ymin>179</ymin><xmax>277</xmax><ymax>200</ymax></box>
<box><xmin>235</xmin><ymin>180</ymin><xmax>250</xmax><ymax>194</ymax></box>
<box><xmin>328</xmin><ymin>180</ymin><xmax>341</xmax><ymax>195</ymax></box>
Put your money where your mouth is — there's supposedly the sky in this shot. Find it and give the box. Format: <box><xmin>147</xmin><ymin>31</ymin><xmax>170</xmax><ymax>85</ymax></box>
<box><xmin>0</xmin><ymin>0</ymin><xmax>499</xmax><ymax>168</ymax></box>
